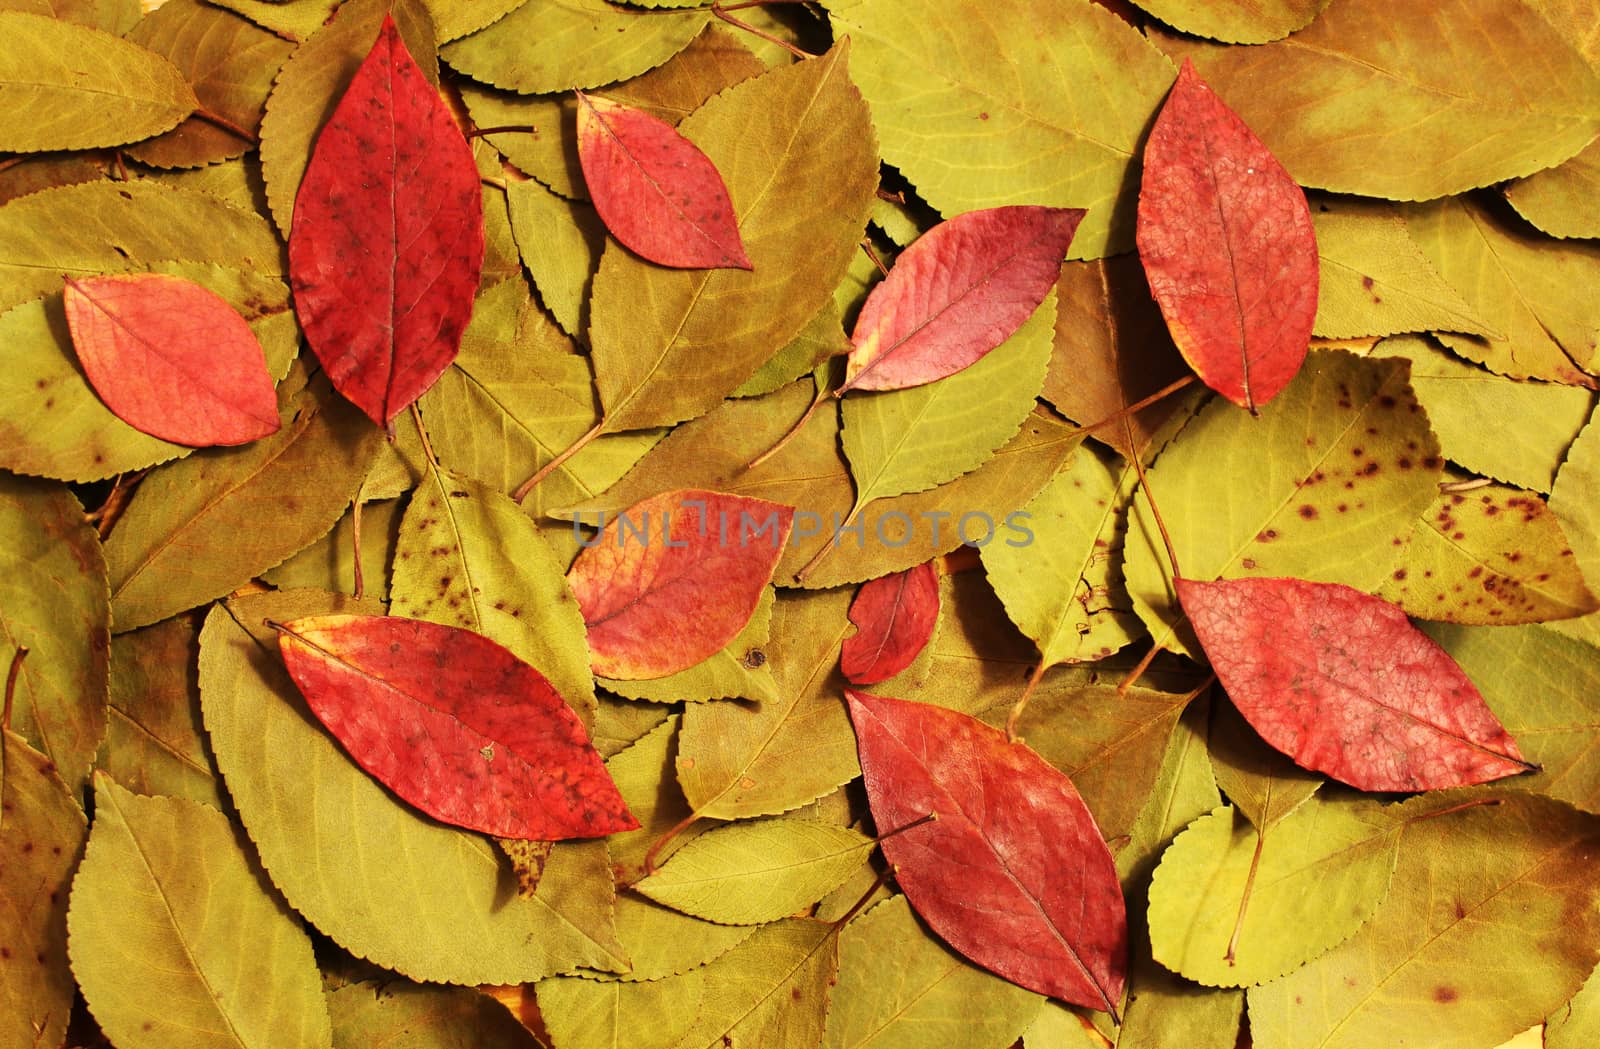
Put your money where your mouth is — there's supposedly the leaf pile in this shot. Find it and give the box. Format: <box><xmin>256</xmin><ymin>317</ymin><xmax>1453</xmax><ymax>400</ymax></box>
<box><xmin>3</xmin><ymin>2</ymin><xmax>1600</xmax><ymax>1048</ymax></box>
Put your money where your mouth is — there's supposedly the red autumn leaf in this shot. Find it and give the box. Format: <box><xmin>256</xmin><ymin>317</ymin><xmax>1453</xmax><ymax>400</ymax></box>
<box><xmin>1136</xmin><ymin>58</ymin><xmax>1317</xmax><ymax>412</ymax></box>
<box><xmin>566</xmin><ymin>489</ymin><xmax>795</xmax><ymax>680</ymax></box>
<box><xmin>574</xmin><ymin>91</ymin><xmax>750</xmax><ymax>270</ymax></box>
<box><xmin>845</xmin><ymin>689</ymin><xmax>1128</xmax><ymax>1016</ymax></box>
<box><xmin>840</xmin><ymin>562</ymin><xmax>941</xmax><ymax>685</ymax></box>
<box><xmin>287</xmin><ymin>15</ymin><xmax>483</xmax><ymax>427</ymax></box>
<box><xmin>1177</xmin><ymin>576</ymin><xmax>1534</xmax><ymax>791</ymax></box>
<box><xmin>61</xmin><ymin>273</ymin><xmax>279</xmax><ymax>447</ymax></box>
<box><xmin>839</xmin><ymin>205</ymin><xmax>1085</xmax><ymax>393</ymax></box>
<box><xmin>274</xmin><ymin>614</ymin><xmax>637</xmax><ymax>840</ymax></box>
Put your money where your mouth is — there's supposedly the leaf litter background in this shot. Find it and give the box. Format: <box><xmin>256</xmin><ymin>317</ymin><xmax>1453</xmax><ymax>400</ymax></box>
<box><xmin>2</xmin><ymin>1</ymin><xmax>1600</xmax><ymax>1048</ymax></box>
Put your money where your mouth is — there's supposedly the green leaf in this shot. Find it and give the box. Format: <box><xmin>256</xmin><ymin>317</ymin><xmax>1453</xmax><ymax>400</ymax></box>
<box><xmin>67</xmin><ymin>776</ymin><xmax>331</xmax><ymax>1049</ymax></box>
<box><xmin>1505</xmin><ymin>140</ymin><xmax>1600</xmax><ymax>240</ymax></box>
<box><xmin>0</xmin><ymin>180</ymin><xmax>283</xmax><ymax>313</ymax></box>
<box><xmin>603</xmin><ymin>716</ymin><xmax>702</xmax><ymax>884</ymax></box>
<box><xmin>606</xmin><ymin>887</ymin><xmax>755</xmax><ymax>984</ymax></box>
<box><xmin>538</xmin><ymin>970</ymin><xmax>707</xmax><ymax>1049</ymax></box>
<box><xmin>0</xmin><ymin>0</ymin><xmax>139</xmax><ymax>33</ymax></box>
<box><xmin>1117</xmin><ymin>698</ymin><xmax>1221</xmax><ymax>887</ymax></box>
<box><xmin>105</xmin><ymin>370</ymin><xmax>383</xmax><ymax>632</ymax></box>
<box><xmin>635</xmin><ymin>818</ymin><xmax>872</xmax><ymax>925</ymax></box>
<box><xmin>734</xmin><ymin>304</ymin><xmax>850</xmax><ymax>400</ymax></box>
<box><xmin>1424</xmin><ymin>622</ymin><xmax>1600</xmax><ymax>813</ymax></box>
<box><xmin>506</xmin><ymin>180</ymin><xmax>604</xmax><ymax>341</ymax></box>
<box><xmin>207</xmin><ymin>0</ymin><xmax>342</xmax><ymax>44</ymax></box>
<box><xmin>261</xmin><ymin>497</ymin><xmax>404</xmax><ymax>601</ymax></box>
<box><xmin>0</xmin><ymin>474</ymin><xmax>107</xmax><ymax>794</ymax></box>
<box><xmin>441</xmin><ymin>0</ymin><xmax>705</xmax><ymax>93</ymax></box>
<box><xmin>598</xmin><ymin>586</ymin><xmax>779</xmax><ymax>705</ymax></box>
<box><xmin>198</xmin><ymin>590</ymin><xmax>629</xmax><ymax>983</ymax></box>
<box><xmin>1206</xmin><ymin>701</ymin><xmax>1321</xmax><ymax>832</ymax></box>
<box><xmin>422</xmin><ymin>0</ymin><xmax>526</xmax><ymax>42</ymax></box>
<box><xmin>124</xmin><ymin>0</ymin><xmax>293</xmax><ymax>169</ymax></box>
<box><xmin>1128</xmin><ymin>0</ymin><xmax>1329</xmax><ymax>44</ymax></box>
<box><xmin>1547</xmin><ymin>963</ymin><xmax>1600</xmax><ymax>1049</ymax></box>
<box><xmin>0</xmin><ymin>262</ymin><xmax>298</xmax><ymax>482</ymax></box>
<box><xmin>874</xmin><ymin>571</ymin><xmax>1036</xmax><ymax>716</ymax></box>
<box><xmin>587</xmin><ymin>41</ymin><xmax>877</xmax><ymax>433</ymax></box>
<box><xmin>823</xmin><ymin>895</ymin><xmax>1043</xmax><ymax>1049</ymax></box>
<box><xmin>1380</xmin><ymin>478</ymin><xmax>1597</xmax><ymax>623</ymax></box>
<box><xmin>1162</xmin><ymin>0</ymin><xmax>1600</xmax><ymax>201</ymax></box>
<box><xmin>0</xmin><ymin>11</ymin><xmax>197</xmax><ymax>152</ymax></box>
<box><xmin>1124</xmin><ymin>350</ymin><xmax>1443</xmax><ymax>657</ymax></box>
<box><xmin>1404</xmin><ymin>195</ymin><xmax>1600</xmax><ymax>385</ymax></box>
<box><xmin>327</xmin><ymin>982</ymin><xmax>539</xmax><ymax>1049</ymax></box>
<box><xmin>826</xmin><ymin>0</ymin><xmax>1175</xmax><ymax>259</ymax></box>
<box><xmin>1247</xmin><ymin>792</ymin><xmax>1600</xmax><ymax>1049</ymax></box>
<box><xmin>982</xmin><ymin>444</ymin><xmax>1144</xmax><ymax>669</ymax></box>
<box><xmin>1147</xmin><ymin>800</ymin><xmax>1398</xmax><ymax>988</ymax></box>
<box><xmin>0</xmin><ymin>730</ymin><xmax>83</xmax><ymax>1049</ymax></box>
<box><xmin>1311</xmin><ymin>199</ymin><xmax>1495</xmax><ymax>340</ymax></box>
<box><xmin>258</xmin><ymin>0</ymin><xmax>436</xmax><ymax>237</ymax></box>
<box><xmin>1373</xmin><ymin>335</ymin><xmax>1593</xmax><ymax>493</ymax></box>
<box><xmin>103</xmin><ymin>616</ymin><xmax>223</xmax><ymax>810</ymax></box>
<box><xmin>842</xmin><ymin>291</ymin><xmax>1055</xmax><ymax>506</ymax></box>
<box><xmin>1548</xmin><ymin>405</ymin><xmax>1600</xmax><ymax>647</ymax></box>
<box><xmin>140</xmin><ymin>153</ymin><xmax>270</xmax><ymax>213</ymax></box>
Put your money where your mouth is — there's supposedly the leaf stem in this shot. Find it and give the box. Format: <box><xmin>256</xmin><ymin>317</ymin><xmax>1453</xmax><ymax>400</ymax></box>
<box><xmin>793</xmin><ymin>501</ymin><xmax>859</xmax><ymax>583</ymax></box>
<box><xmin>1124</xmin><ymin>414</ymin><xmax>1181</xmax><ymax>581</ymax></box>
<box><xmin>641</xmin><ymin>811</ymin><xmax>700</xmax><ymax>877</ymax></box>
<box><xmin>1223</xmin><ymin>824</ymin><xmax>1265</xmax><ymax>966</ymax></box>
<box><xmin>710</xmin><ymin>3</ymin><xmax>815</xmax><ymax>60</ymax></box>
<box><xmin>410</xmin><ymin>403</ymin><xmax>440</xmax><ymax>468</ymax></box>
<box><xmin>0</xmin><ymin>156</ymin><xmax>27</xmax><ymax>176</ymax></box>
<box><xmin>1116</xmin><ymin>642</ymin><xmax>1160</xmax><ymax>696</ymax></box>
<box><xmin>1065</xmin><ymin>375</ymin><xmax>1196</xmax><ymax>444</ymax></box>
<box><xmin>1005</xmin><ymin>659</ymin><xmax>1049</xmax><ymax>742</ymax></box>
<box><xmin>468</xmin><ymin>124</ymin><xmax>538</xmax><ymax>138</ymax></box>
<box><xmin>859</xmin><ymin>238</ymin><xmax>889</xmax><ymax>277</ymax></box>
<box><xmin>3</xmin><ymin>646</ymin><xmax>28</xmax><ymax>732</ymax></box>
<box><xmin>350</xmin><ymin>498</ymin><xmax>366</xmax><ymax>601</ymax></box>
<box><xmin>190</xmin><ymin>106</ymin><xmax>259</xmax><ymax>145</ymax></box>
<box><xmin>742</xmin><ymin>374</ymin><xmax>830</xmax><ymax>472</ymax></box>
<box><xmin>511</xmin><ymin>419</ymin><xmax>606</xmax><ymax>503</ymax></box>
<box><xmin>829</xmin><ymin>863</ymin><xmax>896</xmax><ymax>930</ymax></box>
<box><xmin>873</xmin><ymin>810</ymin><xmax>937</xmax><ymax>844</ymax></box>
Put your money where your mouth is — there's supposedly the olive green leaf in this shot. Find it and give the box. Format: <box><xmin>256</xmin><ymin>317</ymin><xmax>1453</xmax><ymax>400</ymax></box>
<box><xmin>635</xmin><ymin>818</ymin><xmax>873</xmax><ymax>926</ymax></box>
<box><xmin>441</xmin><ymin>0</ymin><xmax>705</xmax><ymax>93</ymax></box>
<box><xmin>208</xmin><ymin>0</ymin><xmax>342</xmax><ymax>44</ymax></box>
<box><xmin>0</xmin><ymin>11</ymin><xmax>197</xmax><ymax>152</ymax></box>
<box><xmin>0</xmin><ymin>262</ymin><xmax>298</xmax><ymax>483</ymax></box>
<box><xmin>1373</xmin><ymin>334</ymin><xmax>1594</xmax><ymax>493</ymax></box>
<box><xmin>1130</xmin><ymin>0</ymin><xmax>1329</xmax><ymax>44</ymax></box>
<box><xmin>0</xmin><ymin>730</ymin><xmax>83</xmax><ymax>1049</ymax></box>
<box><xmin>1380</xmin><ymin>479</ymin><xmax>1597</xmax><ymax>623</ymax></box>
<box><xmin>506</xmin><ymin>180</ymin><xmax>604</xmax><ymax>341</ymax></box>
<box><xmin>0</xmin><ymin>180</ymin><xmax>283</xmax><ymax>312</ymax></box>
<box><xmin>604</xmin><ymin>891</ymin><xmax>759</xmax><ymax>983</ymax></box>
<box><xmin>390</xmin><ymin>461</ymin><xmax>597</xmax><ymax>721</ymax></box>
<box><xmin>841</xmin><ymin>291</ymin><xmax>1055</xmax><ymax>507</ymax></box>
<box><xmin>106</xmin><ymin>370</ymin><xmax>383</xmax><ymax>632</ymax></box>
<box><xmin>139</xmin><ymin>153</ymin><xmax>269</xmax><ymax>214</ymax></box>
<box><xmin>1248</xmin><ymin>792</ymin><xmax>1600</xmax><ymax>1049</ymax></box>
<box><xmin>199</xmin><ymin>590</ymin><xmax>628</xmax><ymax>983</ymax></box>
<box><xmin>1505</xmin><ymin>141</ymin><xmax>1600</xmax><ymax>240</ymax></box>
<box><xmin>1548</xmin><ymin>406</ymin><xmax>1600</xmax><ymax>647</ymax></box>
<box><xmin>1117</xmin><ymin>698</ymin><xmax>1221</xmax><ymax>888</ymax></box>
<box><xmin>262</xmin><ymin>497</ymin><xmax>404</xmax><ymax>601</ymax></box>
<box><xmin>599</xmin><ymin>587</ymin><xmax>779</xmax><ymax>705</ymax></box>
<box><xmin>587</xmin><ymin>41</ymin><xmax>877</xmax><ymax>434</ymax></box>
<box><xmin>422</xmin><ymin>0</ymin><xmax>525</xmax><ymax>42</ymax></box>
<box><xmin>539</xmin><ymin>969</ymin><xmax>708</xmax><ymax>1049</ymax></box>
<box><xmin>1147</xmin><ymin>800</ymin><xmax>1399</xmax><ymax>988</ymax></box>
<box><xmin>103</xmin><ymin>616</ymin><xmax>223</xmax><ymax>810</ymax></box>
<box><xmin>1547</xmin><ymin>963</ymin><xmax>1600</xmax><ymax>1049</ymax></box>
<box><xmin>258</xmin><ymin>0</ymin><xmax>436</xmax><ymax>237</ymax></box>
<box><xmin>0</xmin><ymin>474</ymin><xmax>108</xmax><ymax>795</ymax></box>
<box><xmin>327</xmin><ymin>982</ymin><xmax>539</xmax><ymax>1049</ymax></box>
<box><xmin>982</xmin><ymin>444</ymin><xmax>1143</xmax><ymax>671</ymax></box>
<box><xmin>1312</xmin><ymin>199</ymin><xmax>1495</xmax><ymax>340</ymax></box>
<box><xmin>0</xmin><ymin>0</ymin><xmax>139</xmax><ymax>34</ymax></box>
<box><xmin>823</xmin><ymin>895</ymin><xmax>1043</xmax><ymax>1049</ymax></box>
<box><xmin>826</xmin><ymin>0</ymin><xmax>1175</xmax><ymax>259</ymax></box>
<box><xmin>592</xmin><ymin>693</ymin><xmax>673</xmax><ymax>760</ymax></box>
<box><xmin>1206</xmin><ymin>702</ymin><xmax>1321</xmax><ymax>832</ymax></box>
<box><xmin>68</xmin><ymin>776</ymin><xmax>331</xmax><ymax>1049</ymax></box>
<box><xmin>1424</xmin><ymin>622</ymin><xmax>1600</xmax><ymax>813</ymax></box>
<box><xmin>604</xmin><ymin>716</ymin><xmax>704</xmax><ymax>887</ymax></box>
<box><xmin>125</xmin><ymin>0</ymin><xmax>293</xmax><ymax>169</ymax></box>
<box><xmin>734</xmin><ymin>304</ymin><xmax>850</xmax><ymax>400</ymax></box>
<box><xmin>1124</xmin><ymin>350</ymin><xmax>1443</xmax><ymax>657</ymax></box>
<box><xmin>1162</xmin><ymin>0</ymin><xmax>1600</xmax><ymax>201</ymax></box>
<box><xmin>1403</xmin><ymin>195</ymin><xmax>1600</xmax><ymax>385</ymax></box>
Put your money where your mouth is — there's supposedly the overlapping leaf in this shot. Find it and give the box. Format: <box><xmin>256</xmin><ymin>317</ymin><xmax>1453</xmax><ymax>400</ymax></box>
<box><xmin>841</xmin><ymin>563</ymin><xmax>940</xmax><ymax>686</ymax></box>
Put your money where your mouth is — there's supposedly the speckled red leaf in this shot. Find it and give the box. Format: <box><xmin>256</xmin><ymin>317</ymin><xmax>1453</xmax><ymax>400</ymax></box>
<box><xmin>840</xmin><ymin>562</ymin><xmax>940</xmax><ymax>685</ymax></box>
<box><xmin>287</xmin><ymin>15</ymin><xmax>482</xmax><ymax>427</ymax></box>
<box><xmin>1177</xmin><ymin>576</ymin><xmax>1534</xmax><ymax>791</ymax></box>
<box><xmin>839</xmin><ymin>205</ymin><xmax>1085</xmax><ymax>393</ymax></box>
<box><xmin>566</xmin><ymin>489</ymin><xmax>794</xmax><ymax>680</ymax></box>
<box><xmin>575</xmin><ymin>92</ymin><xmax>750</xmax><ymax>270</ymax></box>
<box><xmin>61</xmin><ymin>273</ymin><xmax>279</xmax><ymax>447</ymax></box>
<box><xmin>274</xmin><ymin>614</ymin><xmax>636</xmax><ymax>840</ymax></box>
<box><xmin>1136</xmin><ymin>59</ymin><xmax>1317</xmax><ymax>412</ymax></box>
<box><xmin>845</xmin><ymin>689</ymin><xmax>1127</xmax><ymax>1015</ymax></box>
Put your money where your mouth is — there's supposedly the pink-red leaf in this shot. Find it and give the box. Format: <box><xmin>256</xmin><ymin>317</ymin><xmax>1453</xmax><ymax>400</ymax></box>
<box><xmin>845</xmin><ymin>689</ymin><xmax>1127</xmax><ymax>1015</ymax></box>
<box><xmin>274</xmin><ymin>614</ymin><xmax>636</xmax><ymax>840</ymax></box>
<box><xmin>840</xmin><ymin>205</ymin><xmax>1085</xmax><ymax>393</ymax></box>
<box><xmin>575</xmin><ymin>92</ymin><xmax>750</xmax><ymax>270</ymax></box>
<box><xmin>1136</xmin><ymin>59</ymin><xmax>1317</xmax><ymax>412</ymax></box>
<box><xmin>287</xmin><ymin>15</ymin><xmax>483</xmax><ymax>427</ymax></box>
<box><xmin>566</xmin><ymin>489</ymin><xmax>795</xmax><ymax>680</ymax></box>
<box><xmin>840</xmin><ymin>562</ymin><xmax>940</xmax><ymax>685</ymax></box>
<box><xmin>1177</xmin><ymin>576</ymin><xmax>1533</xmax><ymax>791</ymax></box>
<box><xmin>61</xmin><ymin>273</ymin><xmax>279</xmax><ymax>447</ymax></box>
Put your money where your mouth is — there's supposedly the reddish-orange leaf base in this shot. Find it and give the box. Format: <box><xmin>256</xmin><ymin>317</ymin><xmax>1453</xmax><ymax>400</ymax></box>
<box><xmin>1136</xmin><ymin>59</ymin><xmax>1317</xmax><ymax>412</ymax></box>
<box><xmin>566</xmin><ymin>489</ymin><xmax>795</xmax><ymax>680</ymax></box>
<box><xmin>840</xmin><ymin>205</ymin><xmax>1085</xmax><ymax>393</ymax></box>
<box><xmin>1177</xmin><ymin>577</ymin><xmax>1534</xmax><ymax>791</ymax></box>
<box><xmin>62</xmin><ymin>273</ymin><xmax>279</xmax><ymax>447</ymax></box>
<box><xmin>840</xmin><ymin>562</ymin><xmax>940</xmax><ymax>685</ymax></box>
<box><xmin>276</xmin><ymin>614</ymin><xmax>637</xmax><ymax>840</ymax></box>
<box><xmin>288</xmin><ymin>15</ymin><xmax>483</xmax><ymax>427</ymax></box>
<box><xmin>575</xmin><ymin>92</ymin><xmax>750</xmax><ymax>270</ymax></box>
<box><xmin>846</xmin><ymin>690</ymin><xmax>1127</xmax><ymax>1016</ymax></box>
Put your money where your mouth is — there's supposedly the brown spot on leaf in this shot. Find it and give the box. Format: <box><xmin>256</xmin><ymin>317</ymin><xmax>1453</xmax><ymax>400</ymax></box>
<box><xmin>1434</xmin><ymin>986</ymin><xmax>1458</xmax><ymax>1003</ymax></box>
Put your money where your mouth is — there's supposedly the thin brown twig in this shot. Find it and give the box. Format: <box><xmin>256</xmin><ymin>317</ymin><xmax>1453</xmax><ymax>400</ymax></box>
<box><xmin>742</xmin><ymin>375</ymin><xmax>830</xmax><ymax>472</ymax></box>
<box><xmin>859</xmin><ymin>238</ymin><xmax>889</xmax><ymax>277</ymax></box>
<box><xmin>350</xmin><ymin>498</ymin><xmax>366</xmax><ymax>601</ymax></box>
<box><xmin>0</xmin><ymin>156</ymin><xmax>27</xmax><ymax>176</ymax></box>
<box><xmin>711</xmin><ymin>3</ymin><xmax>815</xmax><ymax>59</ymax></box>
<box><xmin>3</xmin><ymin>646</ymin><xmax>28</xmax><ymax>731</ymax></box>
<box><xmin>469</xmin><ymin>124</ymin><xmax>538</xmax><ymax>138</ymax></box>
<box><xmin>1005</xmin><ymin>659</ymin><xmax>1049</xmax><ymax>742</ymax></box>
<box><xmin>512</xmin><ymin>419</ymin><xmax>606</xmax><ymax>503</ymax></box>
<box><xmin>191</xmin><ymin>107</ymin><xmax>259</xmax><ymax>145</ymax></box>
<box><xmin>641</xmin><ymin>812</ymin><xmax>699</xmax><ymax>878</ymax></box>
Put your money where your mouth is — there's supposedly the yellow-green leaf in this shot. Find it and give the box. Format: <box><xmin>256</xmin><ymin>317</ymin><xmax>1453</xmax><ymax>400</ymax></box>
<box><xmin>207</xmin><ymin>0</ymin><xmax>341</xmax><ymax>44</ymax></box>
<box><xmin>0</xmin><ymin>0</ymin><xmax>139</xmax><ymax>34</ymax></box>
<box><xmin>506</xmin><ymin>179</ymin><xmax>604</xmax><ymax>341</ymax></box>
<box><xmin>1548</xmin><ymin>406</ymin><xmax>1600</xmax><ymax>647</ymax></box>
<box><xmin>423</xmin><ymin>0</ymin><xmax>525</xmax><ymax>42</ymax></box>
<box><xmin>1505</xmin><ymin>140</ymin><xmax>1600</xmax><ymax>240</ymax></box>
<box><xmin>261</xmin><ymin>497</ymin><xmax>404</xmax><ymax>601</ymax></box>
<box><xmin>328</xmin><ymin>982</ymin><xmax>539</xmax><ymax>1049</ymax></box>
<box><xmin>1130</xmin><ymin>0</ymin><xmax>1329</xmax><ymax>44</ymax></box>
<box><xmin>1206</xmin><ymin>702</ymin><xmax>1321</xmax><ymax>832</ymax></box>
<box><xmin>1547</xmin><ymin>963</ymin><xmax>1600</xmax><ymax>1049</ymax></box>
<box><xmin>598</xmin><ymin>586</ymin><xmax>778</xmax><ymax>705</ymax></box>
<box><xmin>103</xmin><ymin>616</ymin><xmax>223</xmax><ymax>810</ymax></box>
